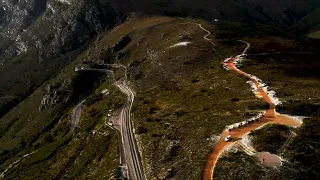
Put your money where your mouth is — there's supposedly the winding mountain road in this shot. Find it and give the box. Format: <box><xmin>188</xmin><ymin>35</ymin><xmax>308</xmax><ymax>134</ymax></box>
<box><xmin>195</xmin><ymin>23</ymin><xmax>217</xmax><ymax>53</ymax></box>
<box><xmin>0</xmin><ymin>150</ymin><xmax>38</xmax><ymax>178</ymax></box>
<box><xmin>202</xmin><ymin>41</ymin><xmax>302</xmax><ymax>180</ymax></box>
<box><xmin>115</xmin><ymin>79</ymin><xmax>145</xmax><ymax>180</ymax></box>
<box><xmin>70</xmin><ymin>100</ymin><xmax>85</xmax><ymax>132</ymax></box>
<box><xmin>76</xmin><ymin>65</ymin><xmax>144</xmax><ymax>179</ymax></box>
<box><xmin>238</xmin><ymin>40</ymin><xmax>250</xmax><ymax>55</ymax></box>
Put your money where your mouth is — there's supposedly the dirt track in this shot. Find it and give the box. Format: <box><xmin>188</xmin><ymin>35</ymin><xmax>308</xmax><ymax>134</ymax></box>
<box><xmin>202</xmin><ymin>44</ymin><xmax>302</xmax><ymax>180</ymax></box>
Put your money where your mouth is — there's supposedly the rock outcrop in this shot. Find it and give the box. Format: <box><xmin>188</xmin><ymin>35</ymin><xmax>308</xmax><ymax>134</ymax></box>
<box><xmin>0</xmin><ymin>0</ymin><xmax>121</xmax><ymax>63</ymax></box>
<box><xmin>0</xmin><ymin>0</ymin><xmax>123</xmax><ymax>116</ymax></box>
<box><xmin>39</xmin><ymin>79</ymin><xmax>72</xmax><ymax>111</ymax></box>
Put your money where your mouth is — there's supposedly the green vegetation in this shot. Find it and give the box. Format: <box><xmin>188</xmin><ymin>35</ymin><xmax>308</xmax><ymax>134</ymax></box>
<box><xmin>283</xmin><ymin>117</ymin><xmax>320</xmax><ymax>179</ymax></box>
<box><xmin>0</xmin><ymin>22</ymin><xmax>127</xmax><ymax>178</ymax></box>
<box><xmin>215</xmin><ymin>152</ymin><xmax>265</xmax><ymax>180</ymax></box>
<box><xmin>214</xmin><ymin>34</ymin><xmax>320</xmax><ymax>179</ymax></box>
<box><xmin>97</xmin><ymin>17</ymin><xmax>267</xmax><ymax>179</ymax></box>
<box><xmin>215</xmin><ymin>117</ymin><xmax>320</xmax><ymax>180</ymax></box>
<box><xmin>0</xmin><ymin>14</ymin><xmax>319</xmax><ymax>179</ymax></box>
<box><xmin>0</xmin><ymin>16</ymin><xmax>266</xmax><ymax>179</ymax></box>
<box><xmin>0</xmin><ymin>79</ymin><xmax>124</xmax><ymax>179</ymax></box>
<box><xmin>308</xmin><ymin>30</ymin><xmax>320</xmax><ymax>39</ymax></box>
<box><xmin>250</xmin><ymin>124</ymin><xmax>292</xmax><ymax>154</ymax></box>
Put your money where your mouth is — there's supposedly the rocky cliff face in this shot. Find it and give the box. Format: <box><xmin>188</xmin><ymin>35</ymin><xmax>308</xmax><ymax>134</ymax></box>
<box><xmin>39</xmin><ymin>79</ymin><xmax>72</xmax><ymax>112</ymax></box>
<box><xmin>0</xmin><ymin>0</ymin><xmax>120</xmax><ymax>63</ymax></box>
<box><xmin>0</xmin><ymin>0</ymin><xmax>122</xmax><ymax>117</ymax></box>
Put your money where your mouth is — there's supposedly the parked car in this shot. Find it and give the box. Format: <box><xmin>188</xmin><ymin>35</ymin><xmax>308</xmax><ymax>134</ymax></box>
<box><xmin>227</xmin><ymin>125</ymin><xmax>234</xmax><ymax>131</ymax></box>
<box><xmin>241</xmin><ymin>121</ymin><xmax>248</xmax><ymax>126</ymax></box>
<box><xmin>224</xmin><ymin>135</ymin><xmax>232</xmax><ymax>142</ymax></box>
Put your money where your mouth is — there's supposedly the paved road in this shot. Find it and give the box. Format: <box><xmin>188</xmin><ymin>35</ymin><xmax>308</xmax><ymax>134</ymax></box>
<box><xmin>105</xmin><ymin>116</ymin><xmax>127</xmax><ymax>177</ymax></box>
<box><xmin>102</xmin><ymin>63</ymin><xmax>127</xmax><ymax>81</ymax></box>
<box><xmin>76</xmin><ymin>65</ymin><xmax>144</xmax><ymax>179</ymax></box>
<box><xmin>115</xmin><ymin>79</ymin><xmax>145</xmax><ymax>180</ymax></box>
<box><xmin>70</xmin><ymin>100</ymin><xmax>85</xmax><ymax>132</ymax></box>
<box><xmin>0</xmin><ymin>150</ymin><xmax>38</xmax><ymax>178</ymax></box>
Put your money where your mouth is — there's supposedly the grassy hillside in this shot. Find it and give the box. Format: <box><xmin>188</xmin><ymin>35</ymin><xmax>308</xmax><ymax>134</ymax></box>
<box><xmin>1</xmin><ymin>0</ymin><xmax>319</xmax><ymax>120</ymax></box>
<box><xmin>308</xmin><ymin>30</ymin><xmax>320</xmax><ymax>39</ymax></box>
<box><xmin>289</xmin><ymin>9</ymin><xmax>320</xmax><ymax>36</ymax></box>
<box><xmin>0</xmin><ymin>15</ymin><xmax>319</xmax><ymax>179</ymax></box>
<box><xmin>0</xmin><ymin>20</ymin><xmax>127</xmax><ymax>179</ymax></box>
<box><xmin>0</xmin><ymin>16</ymin><xmax>265</xmax><ymax>179</ymax></box>
<box><xmin>215</xmin><ymin>35</ymin><xmax>320</xmax><ymax>179</ymax></box>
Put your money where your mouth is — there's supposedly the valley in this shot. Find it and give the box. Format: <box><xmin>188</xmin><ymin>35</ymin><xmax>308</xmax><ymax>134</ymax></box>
<box><xmin>0</xmin><ymin>1</ymin><xmax>319</xmax><ymax>179</ymax></box>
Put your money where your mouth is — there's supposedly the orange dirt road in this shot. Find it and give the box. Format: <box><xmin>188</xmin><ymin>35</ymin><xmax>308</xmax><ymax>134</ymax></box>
<box><xmin>202</xmin><ymin>55</ymin><xmax>302</xmax><ymax>180</ymax></box>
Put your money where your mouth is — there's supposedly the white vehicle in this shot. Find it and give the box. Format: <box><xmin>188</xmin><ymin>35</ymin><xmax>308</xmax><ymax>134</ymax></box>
<box><xmin>227</xmin><ymin>125</ymin><xmax>234</xmax><ymax>131</ymax></box>
<box><xmin>223</xmin><ymin>65</ymin><xmax>230</xmax><ymax>71</ymax></box>
<box><xmin>224</xmin><ymin>57</ymin><xmax>231</xmax><ymax>63</ymax></box>
<box><xmin>256</xmin><ymin>114</ymin><xmax>263</xmax><ymax>120</ymax></box>
<box><xmin>235</xmin><ymin>123</ymin><xmax>240</xmax><ymax>128</ymax></box>
<box><xmin>224</xmin><ymin>135</ymin><xmax>232</xmax><ymax>142</ymax></box>
<box><xmin>240</xmin><ymin>54</ymin><xmax>246</xmax><ymax>58</ymax></box>
<box><xmin>241</xmin><ymin>121</ymin><xmax>248</xmax><ymax>126</ymax></box>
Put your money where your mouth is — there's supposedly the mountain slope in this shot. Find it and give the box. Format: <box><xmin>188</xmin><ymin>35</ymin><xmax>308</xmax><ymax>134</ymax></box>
<box><xmin>0</xmin><ymin>15</ymin><xmax>319</xmax><ymax>179</ymax></box>
<box><xmin>0</xmin><ymin>1</ymin><xmax>320</xmax><ymax>179</ymax></box>
<box><xmin>0</xmin><ymin>0</ymin><xmax>319</xmax><ymax>118</ymax></box>
<box><xmin>0</xmin><ymin>0</ymin><xmax>122</xmax><ymax>117</ymax></box>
